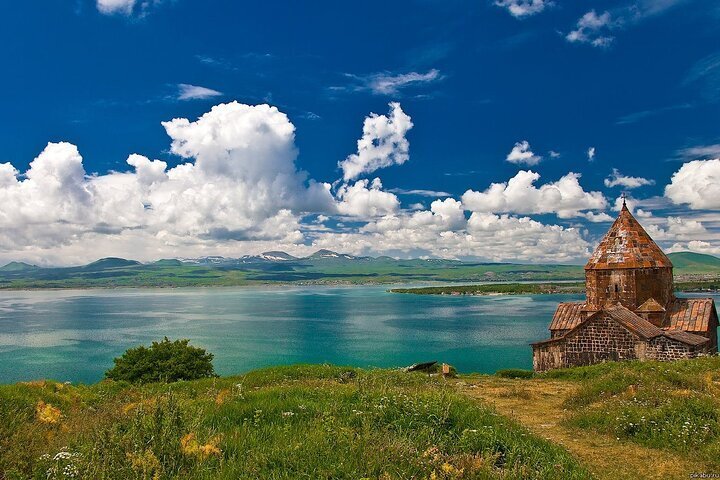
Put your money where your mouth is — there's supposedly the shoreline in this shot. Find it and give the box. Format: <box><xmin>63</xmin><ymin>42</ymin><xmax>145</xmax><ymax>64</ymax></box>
<box><xmin>1</xmin><ymin>278</ymin><xmax>717</xmax><ymax>295</ymax></box>
<box><xmin>0</xmin><ymin>277</ymin><xmax>588</xmax><ymax>292</ymax></box>
<box><xmin>389</xmin><ymin>280</ymin><xmax>720</xmax><ymax>296</ymax></box>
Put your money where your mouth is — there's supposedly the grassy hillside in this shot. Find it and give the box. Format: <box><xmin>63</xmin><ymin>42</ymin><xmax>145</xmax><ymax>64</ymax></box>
<box><xmin>545</xmin><ymin>357</ymin><xmax>720</xmax><ymax>468</ymax></box>
<box><xmin>0</xmin><ymin>365</ymin><xmax>589</xmax><ymax>480</ymax></box>
<box><xmin>667</xmin><ymin>251</ymin><xmax>720</xmax><ymax>273</ymax></box>
<box><xmin>3</xmin><ymin>359</ymin><xmax>720</xmax><ymax>478</ymax></box>
<box><xmin>461</xmin><ymin>357</ymin><xmax>720</xmax><ymax>479</ymax></box>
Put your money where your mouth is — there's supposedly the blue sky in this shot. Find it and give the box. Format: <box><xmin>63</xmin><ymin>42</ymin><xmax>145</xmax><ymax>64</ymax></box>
<box><xmin>0</xmin><ymin>0</ymin><xmax>719</xmax><ymax>265</ymax></box>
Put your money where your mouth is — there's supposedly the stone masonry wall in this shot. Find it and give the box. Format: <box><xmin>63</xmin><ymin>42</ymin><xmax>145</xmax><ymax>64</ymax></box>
<box><xmin>533</xmin><ymin>313</ymin><xmax>709</xmax><ymax>371</ymax></box>
<box><xmin>646</xmin><ymin>336</ymin><xmax>696</xmax><ymax>361</ymax></box>
<box><xmin>562</xmin><ymin>314</ymin><xmax>638</xmax><ymax>366</ymax></box>
<box><xmin>533</xmin><ymin>314</ymin><xmax>639</xmax><ymax>371</ymax></box>
<box><xmin>585</xmin><ymin>267</ymin><xmax>674</xmax><ymax>311</ymax></box>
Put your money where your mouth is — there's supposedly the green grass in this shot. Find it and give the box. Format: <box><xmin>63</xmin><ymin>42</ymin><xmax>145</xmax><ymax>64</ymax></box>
<box><xmin>544</xmin><ymin>357</ymin><xmax>720</xmax><ymax>467</ymax></box>
<box><xmin>495</xmin><ymin>369</ymin><xmax>536</xmax><ymax>379</ymax></box>
<box><xmin>0</xmin><ymin>365</ymin><xmax>590</xmax><ymax>479</ymax></box>
<box><xmin>674</xmin><ymin>279</ymin><xmax>720</xmax><ymax>292</ymax></box>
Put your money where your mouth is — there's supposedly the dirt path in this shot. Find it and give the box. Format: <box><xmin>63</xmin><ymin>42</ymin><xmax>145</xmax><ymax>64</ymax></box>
<box><xmin>456</xmin><ymin>376</ymin><xmax>707</xmax><ymax>480</ymax></box>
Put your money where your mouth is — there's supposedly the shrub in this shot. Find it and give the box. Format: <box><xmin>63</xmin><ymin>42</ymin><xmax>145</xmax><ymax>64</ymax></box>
<box><xmin>105</xmin><ymin>338</ymin><xmax>217</xmax><ymax>384</ymax></box>
<box><xmin>495</xmin><ymin>369</ymin><xmax>535</xmax><ymax>379</ymax></box>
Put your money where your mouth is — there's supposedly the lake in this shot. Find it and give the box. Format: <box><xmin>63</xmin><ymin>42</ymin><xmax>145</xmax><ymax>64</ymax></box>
<box><xmin>0</xmin><ymin>286</ymin><xmax>715</xmax><ymax>384</ymax></box>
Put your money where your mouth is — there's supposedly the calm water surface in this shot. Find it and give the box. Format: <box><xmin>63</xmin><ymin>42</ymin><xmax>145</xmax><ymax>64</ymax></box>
<box><xmin>0</xmin><ymin>286</ymin><xmax>714</xmax><ymax>384</ymax></box>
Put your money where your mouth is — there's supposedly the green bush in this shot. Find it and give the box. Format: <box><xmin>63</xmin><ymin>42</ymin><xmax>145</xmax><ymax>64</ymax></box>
<box><xmin>496</xmin><ymin>368</ymin><xmax>535</xmax><ymax>379</ymax></box>
<box><xmin>105</xmin><ymin>338</ymin><xmax>217</xmax><ymax>384</ymax></box>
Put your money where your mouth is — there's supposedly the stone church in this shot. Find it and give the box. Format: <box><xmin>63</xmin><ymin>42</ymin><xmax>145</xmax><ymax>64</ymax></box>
<box><xmin>532</xmin><ymin>200</ymin><xmax>718</xmax><ymax>372</ymax></box>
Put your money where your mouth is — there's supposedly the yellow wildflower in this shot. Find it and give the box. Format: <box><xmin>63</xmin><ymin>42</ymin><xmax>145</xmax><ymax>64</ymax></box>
<box><xmin>440</xmin><ymin>462</ymin><xmax>464</xmax><ymax>477</ymax></box>
<box><xmin>199</xmin><ymin>443</ymin><xmax>221</xmax><ymax>457</ymax></box>
<box><xmin>180</xmin><ymin>433</ymin><xmax>221</xmax><ymax>460</ymax></box>
<box><xmin>215</xmin><ymin>388</ymin><xmax>231</xmax><ymax>405</ymax></box>
<box><xmin>127</xmin><ymin>449</ymin><xmax>162</xmax><ymax>477</ymax></box>
<box><xmin>36</xmin><ymin>401</ymin><xmax>61</xmax><ymax>424</ymax></box>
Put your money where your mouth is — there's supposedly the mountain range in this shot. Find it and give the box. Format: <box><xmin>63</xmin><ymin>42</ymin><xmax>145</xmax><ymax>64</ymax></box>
<box><xmin>0</xmin><ymin>250</ymin><xmax>718</xmax><ymax>290</ymax></box>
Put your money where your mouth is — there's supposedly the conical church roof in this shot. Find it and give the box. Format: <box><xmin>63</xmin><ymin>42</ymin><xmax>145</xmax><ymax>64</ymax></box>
<box><xmin>585</xmin><ymin>201</ymin><xmax>672</xmax><ymax>270</ymax></box>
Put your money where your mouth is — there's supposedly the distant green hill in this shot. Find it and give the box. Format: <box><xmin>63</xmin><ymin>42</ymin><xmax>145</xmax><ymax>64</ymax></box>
<box><xmin>0</xmin><ymin>261</ymin><xmax>38</xmax><ymax>272</ymax></box>
<box><xmin>153</xmin><ymin>259</ymin><xmax>185</xmax><ymax>267</ymax></box>
<box><xmin>84</xmin><ymin>257</ymin><xmax>142</xmax><ymax>270</ymax></box>
<box><xmin>667</xmin><ymin>252</ymin><xmax>720</xmax><ymax>273</ymax></box>
<box><xmin>2</xmin><ymin>250</ymin><xmax>717</xmax><ymax>290</ymax></box>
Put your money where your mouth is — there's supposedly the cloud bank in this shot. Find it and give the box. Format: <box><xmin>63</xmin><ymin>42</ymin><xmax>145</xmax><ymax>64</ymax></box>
<box><xmin>0</xmin><ymin>100</ymin><xmax>603</xmax><ymax>265</ymax></box>
<box><xmin>3</xmin><ymin>99</ymin><xmax>712</xmax><ymax>266</ymax></box>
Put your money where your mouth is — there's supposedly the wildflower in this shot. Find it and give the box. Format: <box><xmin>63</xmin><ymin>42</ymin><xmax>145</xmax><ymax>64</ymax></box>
<box><xmin>199</xmin><ymin>443</ymin><xmax>221</xmax><ymax>457</ymax></box>
<box><xmin>441</xmin><ymin>462</ymin><xmax>464</xmax><ymax>476</ymax></box>
<box><xmin>127</xmin><ymin>450</ymin><xmax>161</xmax><ymax>477</ymax></box>
<box><xmin>215</xmin><ymin>388</ymin><xmax>231</xmax><ymax>405</ymax></box>
<box><xmin>282</xmin><ymin>411</ymin><xmax>295</xmax><ymax>417</ymax></box>
<box><xmin>180</xmin><ymin>433</ymin><xmax>222</xmax><ymax>460</ymax></box>
<box><xmin>36</xmin><ymin>401</ymin><xmax>62</xmax><ymax>424</ymax></box>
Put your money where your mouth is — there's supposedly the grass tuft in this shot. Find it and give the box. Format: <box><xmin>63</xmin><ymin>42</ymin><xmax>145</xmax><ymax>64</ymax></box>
<box><xmin>549</xmin><ymin>357</ymin><xmax>720</xmax><ymax>467</ymax></box>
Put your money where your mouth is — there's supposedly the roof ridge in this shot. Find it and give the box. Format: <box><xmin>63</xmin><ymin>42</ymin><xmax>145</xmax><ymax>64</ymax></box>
<box><xmin>604</xmin><ymin>303</ymin><xmax>664</xmax><ymax>339</ymax></box>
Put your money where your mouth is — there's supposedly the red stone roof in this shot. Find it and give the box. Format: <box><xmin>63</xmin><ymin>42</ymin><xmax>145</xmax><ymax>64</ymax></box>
<box><xmin>666</xmin><ymin>298</ymin><xmax>717</xmax><ymax>333</ymax></box>
<box><xmin>533</xmin><ymin>303</ymin><xmax>711</xmax><ymax>347</ymax></box>
<box><xmin>585</xmin><ymin>203</ymin><xmax>672</xmax><ymax>270</ymax></box>
<box><xmin>636</xmin><ymin>298</ymin><xmax>666</xmax><ymax>313</ymax></box>
<box><xmin>548</xmin><ymin>302</ymin><xmax>585</xmax><ymax>331</ymax></box>
<box><xmin>663</xmin><ymin>329</ymin><xmax>710</xmax><ymax>347</ymax></box>
<box><xmin>604</xmin><ymin>304</ymin><xmax>665</xmax><ymax>339</ymax></box>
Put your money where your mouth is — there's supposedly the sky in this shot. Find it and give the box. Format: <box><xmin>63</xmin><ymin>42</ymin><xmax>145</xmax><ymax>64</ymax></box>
<box><xmin>0</xmin><ymin>0</ymin><xmax>719</xmax><ymax>265</ymax></box>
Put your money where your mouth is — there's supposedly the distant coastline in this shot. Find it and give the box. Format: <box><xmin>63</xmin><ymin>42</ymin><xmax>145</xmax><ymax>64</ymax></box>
<box><xmin>390</xmin><ymin>278</ymin><xmax>720</xmax><ymax>296</ymax></box>
<box><xmin>1</xmin><ymin>250</ymin><xmax>719</xmax><ymax>292</ymax></box>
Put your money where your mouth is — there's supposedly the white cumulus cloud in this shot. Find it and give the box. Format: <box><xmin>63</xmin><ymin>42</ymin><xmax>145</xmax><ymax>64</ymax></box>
<box><xmin>0</xmin><ymin>101</ymin><xmax>624</xmax><ymax>265</ymax></box>
<box><xmin>506</xmin><ymin>141</ymin><xmax>541</xmax><ymax>166</ymax></box>
<box><xmin>461</xmin><ymin>170</ymin><xmax>607</xmax><ymax>219</ymax></box>
<box><xmin>665</xmin><ymin>159</ymin><xmax>720</xmax><ymax>209</ymax></box>
<box><xmin>336</xmin><ymin>178</ymin><xmax>400</xmax><ymax>218</ymax></box>
<box><xmin>494</xmin><ymin>0</ymin><xmax>551</xmax><ymax>18</ymax></box>
<box><xmin>604</xmin><ymin>168</ymin><xmax>655</xmax><ymax>188</ymax></box>
<box><xmin>96</xmin><ymin>0</ymin><xmax>136</xmax><ymax>15</ymax></box>
<box><xmin>587</xmin><ymin>147</ymin><xmax>596</xmax><ymax>161</ymax></box>
<box><xmin>338</xmin><ymin>102</ymin><xmax>413</xmax><ymax>181</ymax></box>
<box><xmin>0</xmin><ymin>102</ymin><xmax>337</xmax><ymax>259</ymax></box>
<box><xmin>566</xmin><ymin>10</ymin><xmax>614</xmax><ymax>47</ymax></box>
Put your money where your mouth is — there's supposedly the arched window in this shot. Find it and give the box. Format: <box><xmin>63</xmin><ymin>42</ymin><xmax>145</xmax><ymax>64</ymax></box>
<box><xmin>614</xmin><ymin>284</ymin><xmax>619</xmax><ymax>293</ymax></box>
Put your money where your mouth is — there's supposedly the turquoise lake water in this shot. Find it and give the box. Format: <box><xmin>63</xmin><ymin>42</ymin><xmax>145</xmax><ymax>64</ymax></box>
<box><xmin>0</xmin><ymin>286</ymin><xmax>715</xmax><ymax>384</ymax></box>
